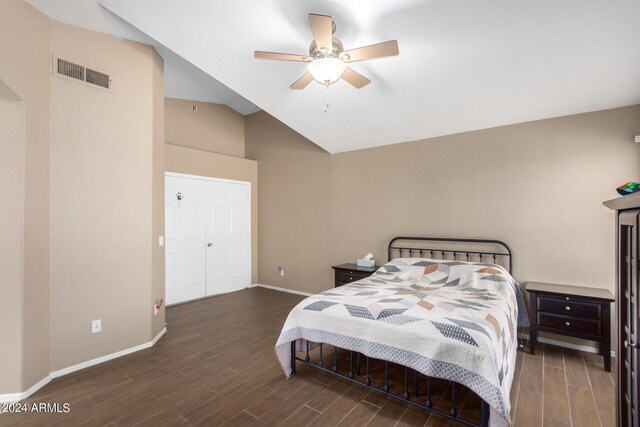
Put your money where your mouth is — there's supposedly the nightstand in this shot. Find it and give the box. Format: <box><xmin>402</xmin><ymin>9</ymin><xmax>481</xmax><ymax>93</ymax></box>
<box><xmin>526</xmin><ymin>281</ymin><xmax>614</xmax><ymax>371</ymax></box>
<box><xmin>331</xmin><ymin>263</ymin><xmax>378</xmax><ymax>287</ymax></box>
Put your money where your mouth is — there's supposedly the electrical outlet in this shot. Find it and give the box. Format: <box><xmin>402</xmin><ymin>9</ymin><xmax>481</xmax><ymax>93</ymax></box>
<box><xmin>92</xmin><ymin>319</ymin><xmax>102</xmax><ymax>334</ymax></box>
<box><xmin>278</xmin><ymin>266</ymin><xmax>285</xmax><ymax>276</ymax></box>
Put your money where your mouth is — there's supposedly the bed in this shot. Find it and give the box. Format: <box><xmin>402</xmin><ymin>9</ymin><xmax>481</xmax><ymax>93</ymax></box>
<box><xmin>274</xmin><ymin>237</ymin><xmax>528</xmax><ymax>427</ymax></box>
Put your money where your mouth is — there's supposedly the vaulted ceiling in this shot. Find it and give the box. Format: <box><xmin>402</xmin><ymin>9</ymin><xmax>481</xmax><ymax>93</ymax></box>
<box><xmin>25</xmin><ymin>0</ymin><xmax>260</xmax><ymax>115</ymax></box>
<box><xmin>27</xmin><ymin>0</ymin><xmax>640</xmax><ymax>153</ymax></box>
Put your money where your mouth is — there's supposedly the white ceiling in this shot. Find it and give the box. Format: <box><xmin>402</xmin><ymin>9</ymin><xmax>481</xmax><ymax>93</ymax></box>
<box><xmin>24</xmin><ymin>0</ymin><xmax>260</xmax><ymax>115</ymax></box>
<box><xmin>29</xmin><ymin>0</ymin><xmax>640</xmax><ymax>153</ymax></box>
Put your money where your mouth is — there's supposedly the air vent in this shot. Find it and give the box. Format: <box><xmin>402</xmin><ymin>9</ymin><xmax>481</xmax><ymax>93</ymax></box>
<box><xmin>86</xmin><ymin>68</ymin><xmax>110</xmax><ymax>89</ymax></box>
<box><xmin>53</xmin><ymin>55</ymin><xmax>112</xmax><ymax>91</ymax></box>
<box><xmin>57</xmin><ymin>58</ymin><xmax>85</xmax><ymax>81</ymax></box>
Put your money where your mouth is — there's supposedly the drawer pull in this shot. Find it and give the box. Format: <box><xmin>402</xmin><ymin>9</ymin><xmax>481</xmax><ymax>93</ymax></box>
<box><xmin>565</xmin><ymin>322</ymin><xmax>571</xmax><ymax>326</ymax></box>
<box><xmin>566</xmin><ymin>297</ymin><xmax>570</xmax><ymax>301</ymax></box>
<box><xmin>565</xmin><ymin>306</ymin><xmax>571</xmax><ymax>311</ymax></box>
<box><xmin>349</xmin><ymin>277</ymin><xmax>353</xmax><ymax>280</ymax></box>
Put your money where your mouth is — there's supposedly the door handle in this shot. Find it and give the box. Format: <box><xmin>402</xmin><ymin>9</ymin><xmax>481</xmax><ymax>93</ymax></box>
<box><xmin>625</xmin><ymin>340</ymin><xmax>638</xmax><ymax>349</ymax></box>
<box><xmin>207</xmin><ymin>242</ymin><xmax>213</xmax><ymax>247</ymax></box>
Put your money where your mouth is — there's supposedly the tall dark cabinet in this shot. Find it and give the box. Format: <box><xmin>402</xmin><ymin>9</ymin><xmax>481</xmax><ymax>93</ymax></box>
<box><xmin>604</xmin><ymin>192</ymin><xmax>640</xmax><ymax>427</ymax></box>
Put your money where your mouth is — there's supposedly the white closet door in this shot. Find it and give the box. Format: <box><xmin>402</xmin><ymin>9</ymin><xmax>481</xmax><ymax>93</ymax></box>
<box><xmin>205</xmin><ymin>180</ymin><xmax>251</xmax><ymax>295</ymax></box>
<box><xmin>165</xmin><ymin>176</ymin><xmax>206</xmax><ymax>305</ymax></box>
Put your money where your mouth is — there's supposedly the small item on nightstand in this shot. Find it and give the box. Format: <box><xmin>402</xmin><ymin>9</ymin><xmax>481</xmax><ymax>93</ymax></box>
<box><xmin>617</xmin><ymin>181</ymin><xmax>640</xmax><ymax>196</ymax></box>
<box><xmin>357</xmin><ymin>252</ymin><xmax>375</xmax><ymax>267</ymax></box>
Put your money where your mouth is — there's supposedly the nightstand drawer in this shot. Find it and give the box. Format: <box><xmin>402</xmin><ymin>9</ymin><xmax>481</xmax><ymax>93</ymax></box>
<box><xmin>332</xmin><ymin>264</ymin><xmax>378</xmax><ymax>288</ymax></box>
<box><xmin>538</xmin><ymin>296</ymin><xmax>601</xmax><ymax>319</ymax></box>
<box><xmin>538</xmin><ymin>313</ymin><xmax>601</xmax><ymax>336</ymax></box>
<box><xmin>337</xmin><ymin>271</ymin><xmax>370</xmax><ymax>284</ymax></box>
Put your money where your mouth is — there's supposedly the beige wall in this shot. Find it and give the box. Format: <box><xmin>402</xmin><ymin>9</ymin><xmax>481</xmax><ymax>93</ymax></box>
<box><xmin>165</xmin><ymin>144</ymin><xmax>259</xmax><ymax>284</ymax></box>
<box><xmin>0</xmin><ymin>0</ymin><xmax>51</xmax><ymax>393</ymax></box>
<box><xmin>245</xmin><ymin>112</ymin><xmax>332</xmax><ymax>293</ymax></box>
<box><xmin>165</xmin><ymin>98</ymin><xmax>245</xmax><ymax>158</ymax></box>
<box><xmin>246</xmin><ymin>106</ymin><xmax>640</xmax><ymax>297</ymax></box>
<box><xmin>0</xmin><ymin>95</ymin><xmax>25</xmax><ymax>394</ymax></box>
<box><xmin>151</xmin><ymin>52</ymin><xmax>166</xmax><ymax>337</ymax></box>
<box><xmin>49</xmin><ymin>22</ymin><xmax>164</xmax><ymax>371</ymax></box>
<box><xmin>2</xmin><ymin>1</ymin><xmax>165</xmax><ymax>394</ymax></box>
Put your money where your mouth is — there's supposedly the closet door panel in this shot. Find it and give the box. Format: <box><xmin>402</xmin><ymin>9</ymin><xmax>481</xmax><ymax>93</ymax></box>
<box><xmin>205</xmin><ymin>181</ymin><xmax>250</xmax><ymax>295</ymax></box>
<box><xmin>165</xmin><ymin>176</ymin><xmax>206</xmax><ymax>305</ymax></box>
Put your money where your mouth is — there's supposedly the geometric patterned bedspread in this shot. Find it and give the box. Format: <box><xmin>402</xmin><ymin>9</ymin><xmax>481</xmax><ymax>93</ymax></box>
<box><xmin>275</xmin><ymin>258</ymin><xmax>529</xmax><ymax>426</ymax></box>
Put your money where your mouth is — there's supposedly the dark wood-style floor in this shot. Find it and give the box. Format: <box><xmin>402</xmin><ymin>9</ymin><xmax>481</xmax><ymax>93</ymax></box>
<box><xmin>0</xmin><ymin>287</ymin><xmax>614</xmax><ymax>426</ymax></box>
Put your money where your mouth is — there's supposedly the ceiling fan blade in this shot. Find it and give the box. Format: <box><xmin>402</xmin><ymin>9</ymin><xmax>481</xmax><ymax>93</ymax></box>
<box><xmin>342</xmin><ymin>40</ymin><xmax>399</xmax><ymax>63</ymax></box>
<box><xmin>308</xmin><ymin>13</ymin><xmax>333</xmax><ymax>51</ymax></box>
<box><xmin>290</xmin><ymin>72</ymin><xmax>315</xmax><ymax>90</ymax></box>
<box><xmin>341</xmin><ymin>67</ymin><xmax>371</xmax><ymax>89</ymax></box>
<box><xmin>254</xmin><ymin>51</ymin><xmax>311</xmax><ymax>62</ymax></box>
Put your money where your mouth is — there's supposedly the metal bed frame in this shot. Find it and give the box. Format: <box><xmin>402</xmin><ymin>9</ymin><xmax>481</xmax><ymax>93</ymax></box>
<box><xmin>290</xmin><ymin>236</ymin><xmax>514</xmax><ymax>427</ymax></box>
<box><xmin>388</xmin><ymin>236</ymin><xmax>513</xmax><ymax>274</ymax></box>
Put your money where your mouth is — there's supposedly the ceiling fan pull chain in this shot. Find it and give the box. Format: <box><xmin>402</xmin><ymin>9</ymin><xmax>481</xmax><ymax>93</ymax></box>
<box><xmin>324</xmin><ymin>80</ymin><xmax>330</xmax><ymax>114</ymax></box>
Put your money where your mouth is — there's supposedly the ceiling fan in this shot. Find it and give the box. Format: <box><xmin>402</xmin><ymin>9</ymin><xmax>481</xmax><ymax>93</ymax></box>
<box><xmin>255</xmin><ymin>13</ymin><xmax>399</xmax><ymax>90</ymax></box>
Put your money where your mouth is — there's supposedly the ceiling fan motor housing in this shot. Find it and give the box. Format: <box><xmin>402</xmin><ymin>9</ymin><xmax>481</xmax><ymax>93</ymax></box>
<box><xmin>309</xmin><ymin>38</ymin><xmax>344</xmax><ymax>59</ymax></box>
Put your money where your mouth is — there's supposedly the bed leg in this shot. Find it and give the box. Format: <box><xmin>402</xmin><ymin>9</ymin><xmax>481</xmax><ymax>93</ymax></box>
<box><xmin>365</xmin><ymin>356</ymin><xmax>371</xmax><ymax>385</ymax></box>
<box><xmin>384</xmin><ymin>361</ymin><xmax>389</xmax><ymax>392</ymax></box>
<box><xmin>404</xmin><ymin>367</ymin><xmax>410</xmax><ymax>399</ymax></box>
<box><xmin>349</xmin><ymin>351</ymin><xmax>354</xmax><ymax>378</ymax></box>
<box><xmin>450</xmin><ymin>383</ymin><xmax>457</xmax><ymax>418</ymax></box>
<box><xmin>290</xmin><ymin>341</ymin><xmax>296</xmax><ymax>375</ymax></box>
<box><xmin>480</xmin><ymin>400</ymin><xmax>490</xmax><ymax>427</ymax></box>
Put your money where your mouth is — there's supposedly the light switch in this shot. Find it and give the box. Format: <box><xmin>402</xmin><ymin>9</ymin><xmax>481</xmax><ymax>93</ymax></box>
<box><xmin>159</xmin><ymin>236</ymin><xmax>164</xmax><ymax>247</ymax></box>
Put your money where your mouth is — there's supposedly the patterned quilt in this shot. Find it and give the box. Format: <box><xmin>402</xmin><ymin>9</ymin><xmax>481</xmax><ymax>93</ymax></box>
<box><xmin>275</xmin><ymin>258</ymin><xmax>528</xmax><ymax>426</ymax></box>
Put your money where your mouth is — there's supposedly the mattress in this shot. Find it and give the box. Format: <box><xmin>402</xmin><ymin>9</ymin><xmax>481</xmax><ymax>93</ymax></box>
<box><xmin>274</xmin><ymin>257</ymin><xmax>528</xmax><ymax>426</ymax></box>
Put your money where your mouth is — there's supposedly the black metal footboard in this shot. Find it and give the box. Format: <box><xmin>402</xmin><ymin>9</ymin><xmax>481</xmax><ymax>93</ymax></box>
<box><xmin>290</xmin><ymin>341</ymin><xmax>490</xmax><ymax>427</ymax></box>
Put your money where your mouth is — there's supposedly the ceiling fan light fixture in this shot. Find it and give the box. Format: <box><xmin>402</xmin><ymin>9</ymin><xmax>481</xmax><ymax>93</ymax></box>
<box><xmin>307</xmin><ymin>57</ymin><xmax>345</xmax><ymax>84</ymax></box>
<box><xmin>254</xmin><ymin>13</ymin><xmax>398</xmax><ymax>91</ymax></box>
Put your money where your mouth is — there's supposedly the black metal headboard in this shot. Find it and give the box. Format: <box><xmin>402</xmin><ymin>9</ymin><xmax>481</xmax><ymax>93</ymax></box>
<box><xmin>388</xmin><ymin>236</ymin><xmax>513</xmax><ymax>274</ymax></box>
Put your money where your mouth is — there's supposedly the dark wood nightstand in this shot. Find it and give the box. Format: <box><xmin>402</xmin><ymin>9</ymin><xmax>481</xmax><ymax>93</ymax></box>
<box><xmin>331</xmin><ymin>263</ymin><xmax>378</xmax><ymax>287</ymax></box>
<box><xmin>526</xmin><ymin>281</ymin><xmax>614</xmax><ymax>371</ymax></box>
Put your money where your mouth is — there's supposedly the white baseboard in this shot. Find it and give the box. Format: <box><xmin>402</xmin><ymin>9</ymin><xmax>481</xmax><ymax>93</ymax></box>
<box><xmin>0</xmin><ymin>327</ymin><xmax>167</xmax><ymax>404</ymax></box>
<box><xmin>0</xmin><ymin>376</ymin><xmax>51</xmax><ymax>404</ymax></box>
<box><xmin>151</xmin><ymin>326</ymin><xmax>167</xmax><ymax>345</ymax></box>
<box><xmin>50</xmin><ymin>327</ymin><xmax>167</xmax><ymax>379</ymax></box>
<box><xmin>518</xmin><ymin>332</ymin><xmax>615</xmax><ymax>357</ymax></box>
<box><xmin>252</xmin><ymin>283</ymin><xmax>313</xmax><ymax>297</ymax></box>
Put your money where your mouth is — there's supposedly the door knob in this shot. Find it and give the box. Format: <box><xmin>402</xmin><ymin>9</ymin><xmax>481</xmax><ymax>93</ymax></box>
<box><xmin>207</xmin><ymin>242</ymin><xmax>212</xmax><ymax>247</ymax></box>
